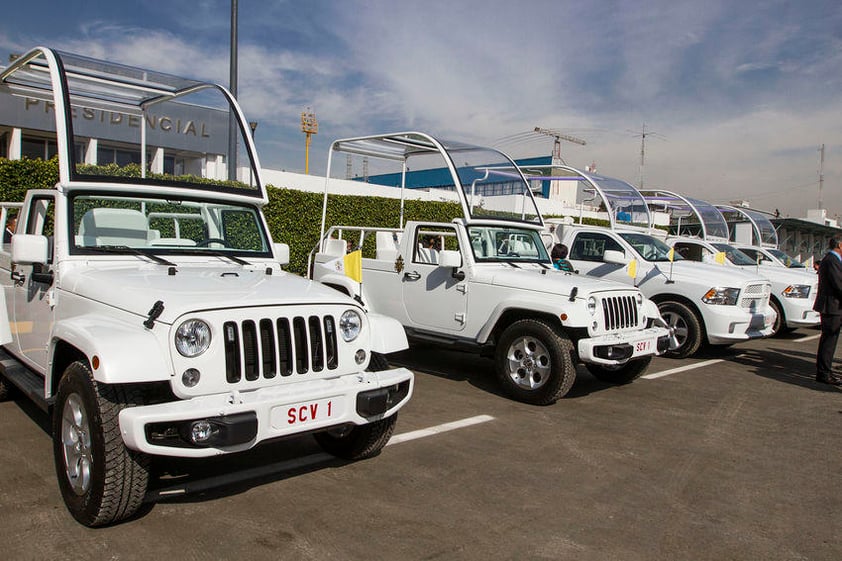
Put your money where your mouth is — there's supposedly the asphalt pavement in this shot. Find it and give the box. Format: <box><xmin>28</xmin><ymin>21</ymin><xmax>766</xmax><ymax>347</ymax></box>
<box><xmin>0</xmin><ymin>329</ymin><xmax>840</xmax><ymax>560</ymax></box>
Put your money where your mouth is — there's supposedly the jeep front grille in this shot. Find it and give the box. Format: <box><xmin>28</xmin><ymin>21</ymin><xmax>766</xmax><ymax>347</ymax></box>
<box><xmin>601</xmin><ymin>295</ymin><xmax>639</xmax><ymax>331</ymax></box>
<box><xmin>223</xmin><ymin>315</ymin><xmax>339</xmax><ymax>383</ymax></box>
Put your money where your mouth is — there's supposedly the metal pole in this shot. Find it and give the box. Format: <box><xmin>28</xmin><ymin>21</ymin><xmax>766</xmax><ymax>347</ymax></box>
<box><xmin>227</xmin><ymin>0</ymin><xmax>238</xmax><ymax>182</ymax></box>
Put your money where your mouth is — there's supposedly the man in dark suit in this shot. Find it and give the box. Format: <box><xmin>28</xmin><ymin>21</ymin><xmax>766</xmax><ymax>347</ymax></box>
<box><xmin>813</xmin><ymin>237</ymin><xmax>842</xmax><ymax>385</ymax></box>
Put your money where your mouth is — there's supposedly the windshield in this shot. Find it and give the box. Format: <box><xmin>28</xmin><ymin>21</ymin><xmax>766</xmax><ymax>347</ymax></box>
<box><xmin>768</xmin><ymin>248</ymin><xmax>806</xmax><ymax>268</ymax></box>
<box><xmin>70</xmin><ymin>193</ymin><xmax>271</xmax><ymax>257</ymax></box>
<box><xmin>711</xmin><ymin>243</ymin><xmax>757</xmax><ymax>266</ymax></box>
<box><xmin>619</xmin><ymin>232</ymin><xmax>681</xmax><ymax>262</ymax></box>
<box><xmin>467</xmin><ymin>225</ymin><xmax>550</xmax><ymax>262</ymax></box>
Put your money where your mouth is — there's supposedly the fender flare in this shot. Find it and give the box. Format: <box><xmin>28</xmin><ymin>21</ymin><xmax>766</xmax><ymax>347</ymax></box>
<box><xmin>366</xmin><ymin>312</ymin><xmax>409</xmax><ymax>354</ymax></box>
<box><xmin>476</xmin><ymin>297</ymin><xmax>583</xmax><ymax>344</ymax></box>
<box><xmin>50</xmin><ymin>315</ymin><xmax>171</xmax><ymax>385</ymax></box>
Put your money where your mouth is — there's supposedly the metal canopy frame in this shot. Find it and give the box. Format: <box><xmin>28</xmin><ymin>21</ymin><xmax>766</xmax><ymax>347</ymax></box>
<box><xmin>640</xmin><ymin>189</ymin><xmax>730</xmax><ymax>242</ymax></box>
<box><xmin>520</xmin><ymin>164</ymin><xmax>652</xmax><ymax>230</ymax></box>
<box><xmin>716</xmin><ymin>205</ymin><xmax>778</xmax><ymax>248</ymax></box>
<box><xmin>320</xmin><ymin>131</ymin><xmax>542</xmax><ymax>249</ymax></box>
<box><xmin>0</xmin><ymin>46</ymin><xmax>264</xmax><ymax>199</ymax></box>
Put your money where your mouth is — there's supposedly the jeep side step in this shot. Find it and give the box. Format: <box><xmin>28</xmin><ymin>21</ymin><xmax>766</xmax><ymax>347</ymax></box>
<box><xmin>0</xmin><ymin>348</ymin><xmax>50</xmax><ymax>411</ymax></box>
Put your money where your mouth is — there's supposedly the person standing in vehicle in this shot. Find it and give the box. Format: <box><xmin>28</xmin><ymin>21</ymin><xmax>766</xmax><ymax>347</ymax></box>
<box><xmin>813</xmin><ymin>237</ymin><xmax>842</xmax><ymax>386</ymax></box>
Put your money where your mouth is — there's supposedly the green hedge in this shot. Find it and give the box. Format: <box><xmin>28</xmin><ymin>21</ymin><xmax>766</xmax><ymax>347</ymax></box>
<box><xmin>0</xmin><ymin>158</ymin><xmax>461</xmax><ymax>275</ymax></box>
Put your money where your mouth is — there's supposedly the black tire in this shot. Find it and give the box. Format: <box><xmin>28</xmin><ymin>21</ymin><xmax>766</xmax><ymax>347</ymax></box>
<box><xmin>586</xmin><ymin>356</ymin><xmax>652</xmax><ymax>384</ymax></box>
<box><xmin>0</xmin><ymin>374</ymin><xmax>11</xmax><ymax>401</ymax></box>
<box><xmin>769</xmin><ymin>298</ymin><xmax>794</xmax><ymax>336</ymax></box>
<box><xmin>314</xmin><ymin>414</ymin><xmax>398</xmax><ymax>460</ymax></box>
<box><xmin>495</xmin><ymin>318</ymin><xmax>576</xmax><ymax>405</ymax></box>
<box><xmin>52</xmin><ymin>361</ymin><xmax>150</xmax><ymax>527</ymax></box>
<box><xmin>658</xmin><ymin>301</ymin><xmax>703</xmax><ymax>359</ymax></box>
<box><xmin>313</xmin><ymin>351</ymin><xmax>397</xmax><ymax>460</ymax></box>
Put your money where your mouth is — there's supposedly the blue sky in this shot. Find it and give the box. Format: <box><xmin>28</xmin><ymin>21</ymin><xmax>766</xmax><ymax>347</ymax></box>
<box><xmin>2</xmin><ymin>0</ymin><xmax>841</xmax><ymax>219</ymax></box>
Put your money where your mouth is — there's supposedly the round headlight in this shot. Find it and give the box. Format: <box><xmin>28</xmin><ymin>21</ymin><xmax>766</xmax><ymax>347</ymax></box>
<box><xmin>339</xmin><ymin>310</ymin><xmax>362</xmax><ymax>342</ymax></box>
<box><xmin>175</xmin><ymin>319</ymin><xmax>212</xmax><ymax>357</ymax></box>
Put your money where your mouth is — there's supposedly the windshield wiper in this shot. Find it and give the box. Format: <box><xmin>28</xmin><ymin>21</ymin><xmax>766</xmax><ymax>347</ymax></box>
<box><xmin>84</xmin><ymin>245</ymin><xmax>177</xmax><ymax>267</ymax></box>
<box><xmin>204</xmin><ymin>250</ymin><xmax>251</xmax><ymax>266</ymax></box>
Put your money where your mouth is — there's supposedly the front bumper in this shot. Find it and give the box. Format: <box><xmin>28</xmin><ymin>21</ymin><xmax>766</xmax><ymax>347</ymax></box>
<box><xmin>119</xmin><ymin>368</ymin><xmax>413</xmax><ymax>457</ymax></box>
<box><xmin>779</xmin><ymin>298</ymin><xmax>820</xmax><ymax>328</ymax></box>
<box><xmin>704</xmin><ymin>305</ymin><xmax>776</xmax><ymax>344</ymax></box>
<box><xmin>577</xmin><ymin>326</ymin><xmax>672</xmax><ymax>365</ymax></box>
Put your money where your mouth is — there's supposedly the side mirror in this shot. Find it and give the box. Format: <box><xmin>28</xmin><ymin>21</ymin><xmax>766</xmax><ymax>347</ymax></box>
<box><xmin>12</xmin><ymin>234</ymin><xmax>49</xmax><ymax>265</ymax></box>
<box><xmin>603</xmin><ymin>249</ymin><xmax>628</xmax><ymax>265</ymax></box>
<box><xmin>274</xmin><ymin>243</ymin><xmax>290</xmax><ymax>266</ymax></box>
<box><xmin>438</xmin><ymin>249</ymin><xmax>462</xmax><ymax>268</ymax></box>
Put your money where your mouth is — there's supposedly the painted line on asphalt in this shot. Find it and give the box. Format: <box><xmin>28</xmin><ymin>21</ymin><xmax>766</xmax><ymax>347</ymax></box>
<box><xmin>150</xmin><ymin>415</ymin><xmax>495</xmax><ymax>499</ymax></box>
<box><xmin>794</xmin><ymin>333</ymin><xmax>821</xmax><ymax>343</ymax></box>
<box><xmin>387</xmin><ymin>414</ymin><xmax>495</xmax><ymax>446</ymax></box>
<box><xmin>641</xmin><ymin>358</ymin><xmax>727</xmax><ymax>380</ymax></box>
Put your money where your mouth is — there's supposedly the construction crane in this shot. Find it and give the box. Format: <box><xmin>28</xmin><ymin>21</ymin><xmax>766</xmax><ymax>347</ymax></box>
<box><xmin>533</xmin><ymin>126</ymin><xmax>586</xmax><ymax>164</ymax></box>
<box><xmin>301</xmin><ymin>108</ymin><xmax>318</xmax><ymax>174</ymax></box>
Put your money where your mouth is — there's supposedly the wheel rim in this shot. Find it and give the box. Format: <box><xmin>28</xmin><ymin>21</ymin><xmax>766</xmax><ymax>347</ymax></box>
<box><xmin>504</xmin><ymin>335</ymin><xmax>551</xmax><ymax>390</ymax></box>
<box><xmin>61</xmin><ymin>393</ymin><xmax>93</xmax><ymax>496</ymax></box>
<box><xmin>661</xmin><ymin>310</ymin><xmax>689</xmax><ymax>349</ymax></box>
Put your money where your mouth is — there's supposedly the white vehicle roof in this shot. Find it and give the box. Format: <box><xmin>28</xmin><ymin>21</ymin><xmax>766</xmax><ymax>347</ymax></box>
<box><xmin>320</xmin><ymin>132</ymin><xmax>543</xmax><ymax>247</ymax></box>
<box><xmin>520</xmin><ymin>164</ymin><xmax>652</xmax><ymax>231</ymax></box>
<box><xmin>641</xmin><ymin>189</ymin><xmax>730</xmax><ymax>242</ymax></box>
<box><xmin>0</xmin><ymin>46</ymin><xmax>265</xmax><ymax>203</ymax></box>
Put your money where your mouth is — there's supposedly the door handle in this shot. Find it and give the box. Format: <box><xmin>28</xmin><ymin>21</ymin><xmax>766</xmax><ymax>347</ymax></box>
<box><xmin>10</xmin><ymin>270</ymin><xmax>25</xmax><ymax>285</ymax></box>
<box><xmin>403</xmin><ymin>271</ymin><xmax>421</xmax><ymax>281</ymax></box>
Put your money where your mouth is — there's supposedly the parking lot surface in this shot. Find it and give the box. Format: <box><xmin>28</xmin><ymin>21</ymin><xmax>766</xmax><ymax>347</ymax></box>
<box><xmin>1</xmin><ymin>330</ymin><xmax>840</xmax><ymax>560</ymax></box>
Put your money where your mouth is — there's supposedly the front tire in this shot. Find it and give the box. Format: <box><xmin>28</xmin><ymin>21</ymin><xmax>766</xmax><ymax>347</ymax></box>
<box><xmin>0</xmin><ymin>374</ymin><xmax>11</xmax><ymax>401</ymax></box>
<box><xmin>586</xmin><ymin>356</ymin><xmax>652</xmax><ymax>384</ymax></box>
<box><xmin>495</xmin><ymin>319</ymin><xmax>576</xmax><ymax>405</ymax></box>
<box><xmin>52</xmin><ymin>361</ymin><xmax>150</xmax><ymax>527</ymax></box>
<box><xmin>658</xmin><ymin>301</ymin><xmax>702</xmax><ymax>359</ymax></box>
<box><xmin>769</xmin><ymin>299</ymin><xmax>794</xmax><ymax>336</ymax></box>
<box><xmin>313</xmin><ymin>350</ymin><xmax>398</xmax><ymax>460</ymax></box>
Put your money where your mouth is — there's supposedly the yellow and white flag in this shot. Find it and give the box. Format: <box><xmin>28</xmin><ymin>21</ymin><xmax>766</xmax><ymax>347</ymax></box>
<box><xmin>667</xmin><ymin>248</ymin><xmax>675</xmax><ymax>262</ymax></box>
<box><xmin>714</xmin><ymin>251</ymin><xmax>726</xmax><ymax>265</ymax></box>
<box><xmin>327</xmin><ymin>249</ymin><xmax>363</xmax><ymax>283</ymax></box>
<box><xmin>627</xmin><ymin>259</ymin><xmax>638</xmax><ymax>278</ymax></box>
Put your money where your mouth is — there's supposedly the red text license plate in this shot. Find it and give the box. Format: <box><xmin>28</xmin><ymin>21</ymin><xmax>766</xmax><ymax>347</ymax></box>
<box><xmin>271</xmin><ymin>397</ymin><xmax>343</xmax><ymax>429</ymax></box>
<box><xmin>632</xmin><ymin>337</ymin><xmax>656</xmax><ymax>356</ymax></box>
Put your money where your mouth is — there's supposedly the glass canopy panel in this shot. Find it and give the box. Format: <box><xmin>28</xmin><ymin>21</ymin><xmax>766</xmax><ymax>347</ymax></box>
<box><xmin>641</xmin><ymin>191</ymin><xmax>729</xmax><ymax>240</ymax></box>
<box><xmin>717</xmin><ymin>205</ymin><xmax>778</xmax><ymax>247</ymax></box>
<box><xmin>0</xmin><ymin>48</ymin><xmax>261</xmax><ymax>196</ymax></box>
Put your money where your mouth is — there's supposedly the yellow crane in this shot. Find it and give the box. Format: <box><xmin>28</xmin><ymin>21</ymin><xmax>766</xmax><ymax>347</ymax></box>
<box><xmin>301</xmin><ymin>108</ymin><xmax>318</xmax><ymax>174</ymax></box>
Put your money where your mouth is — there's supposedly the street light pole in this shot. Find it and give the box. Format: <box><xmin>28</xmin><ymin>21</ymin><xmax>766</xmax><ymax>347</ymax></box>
<box><xmin>249</xmin><ymin>121</ymin><xmax>258</xmax><ymax>187</ymax></box>
<box><xmin>227</xmin><ymin>0</ymin><xmax>238</xmax><ymax>182</ymax></box>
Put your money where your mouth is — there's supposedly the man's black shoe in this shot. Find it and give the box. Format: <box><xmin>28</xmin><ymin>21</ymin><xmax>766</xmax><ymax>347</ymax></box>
<box><xmin>816</xmin><ymin>375</ymin><xmax>842</xmax><ymax>386</ymax></box>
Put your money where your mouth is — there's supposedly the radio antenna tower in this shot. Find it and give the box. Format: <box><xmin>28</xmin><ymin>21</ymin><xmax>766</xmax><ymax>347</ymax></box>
<box><xmin>631</xmin><ymin>123</ymin><xmax>665</xmax><ymax>189</ymax></box>
<box><xmin>301</xmin><ymin>108</ymin><xmax>318</xmax><ymax>174</ymax></box>
<box><xmin>818</xmin><ymin>143</ymin><xmax>825</xmax><ymax>210</ymax></box>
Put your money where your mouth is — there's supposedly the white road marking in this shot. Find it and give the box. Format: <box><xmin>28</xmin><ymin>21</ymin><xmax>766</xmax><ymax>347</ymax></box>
<box><xmin>642</xmin><ymin>358</ymin><xmax>727</xmax><ymax>379</ymax></box>
<box><xmin>386</xmin><ymin>414</ymin><xmax>495</xmax><ymax>446</ymax></box>
<box><xmin>794</xmin><ymin>333</ymin><xmax>820</xmax><ymax>343</ymax></box>
<box><xmin>150</xmin><ymin>415</ymin><xmax>495</xmax><ymax>499</ymax></box>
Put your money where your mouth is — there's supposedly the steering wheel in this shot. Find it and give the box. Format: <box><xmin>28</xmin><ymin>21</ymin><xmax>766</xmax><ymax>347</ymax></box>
<box><xmin>196</xmin><ymin>237</ymin><xmax>231</xmax><ymax>248</ymax></box>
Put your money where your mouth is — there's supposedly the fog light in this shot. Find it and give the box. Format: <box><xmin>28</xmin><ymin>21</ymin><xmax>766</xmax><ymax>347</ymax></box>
<box><xmin>190</xmin><ymin>420</ymin><xmax>216</xmax><ymax>444</ymax></box>
<box><xmin>182</xmin><ymin>368</ymin><xmax>201</xmax><ymax>388</ymax></box>
<box><xmin>592</xmin><ymin>321</ymin><xmax>598</xmax><ymax>330</ymax></box>
<box><xmin>355</xmin><ymin>349</ymin><xmax>366</xmax><ymax>365</ymax></box>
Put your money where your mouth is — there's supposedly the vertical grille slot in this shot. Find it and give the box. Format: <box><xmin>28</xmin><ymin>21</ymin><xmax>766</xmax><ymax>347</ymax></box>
<box><xmin>293</xmin><ymin>317</ymin><xmax>309</xmax><ymax>374</ymax></box>
<box><xmin>223</xmin><ymin>321</ymin><xmax>241</xmax><ymax>383</ymax></box>
<box><xmin>260</xmin><ymin>318</ymin><xmax>276</xmax><ymax>378</ymax></box>
<box><xmin>309</xmin><ymin>316</ymin><xmax>324</xmax><ymax>372</ymax></box>
<box><xmin>277</xmin><ymin>318</ymin><xmax>292</xmax><ymax>376</ymax></box>
<box><xmin>242</xmin><ymin>320</ymin><xmax>259</xmax><ymax>381</ymax></box>
<box><xmin>601</xmin><ymin>296</ymin><xmax>638</xmax><ymax>331</ymax></box>
<box><xmin>324</xmin><ymin>316</ymin><xmax>338</xmax><ymax>370</ymax></box>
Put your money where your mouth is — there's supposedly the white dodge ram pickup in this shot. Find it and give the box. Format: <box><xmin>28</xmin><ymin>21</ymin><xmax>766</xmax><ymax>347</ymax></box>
<box><xmin>0</xmin><ymin>48</ymin><xmax>413</xmax><ymax>526</ymax></box>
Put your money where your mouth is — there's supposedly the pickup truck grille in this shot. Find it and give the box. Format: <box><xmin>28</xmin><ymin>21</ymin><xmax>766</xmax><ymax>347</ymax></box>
<box><xmin>601</xmin><ymin>295</ymin><xmax>640</xmax><ymax>331</ymax></box>
<box><xmin>222</xmin><ymin>315</ymin><xmax>339</xmax><ymax>383</ymax></box>
<box><xmin>739</xmin><ymin>283</ymin><xmax>771</xmax><ymax>311</ymax></box>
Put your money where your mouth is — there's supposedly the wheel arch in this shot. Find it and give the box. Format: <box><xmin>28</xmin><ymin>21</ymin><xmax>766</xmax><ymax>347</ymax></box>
<box><xmin>649</xmin><ymin>293</ymin><xmax>709</xmax><ymax>343</ymax></box>
<box><xmin>484</xmin><ymin>307</ymin><xmax>567</xmax><ymax>346</ymax></box>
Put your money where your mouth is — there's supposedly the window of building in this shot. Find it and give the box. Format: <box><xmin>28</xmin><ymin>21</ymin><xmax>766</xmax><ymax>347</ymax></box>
<box><xmin>97</xmin><ymin>145</ymin><xmax>141</xmax><ymax>167</ymax></box>
<box><xmin>21</xmin><ymin>136</ymin><xmax>58</xmax><ymax>160</ymax></box>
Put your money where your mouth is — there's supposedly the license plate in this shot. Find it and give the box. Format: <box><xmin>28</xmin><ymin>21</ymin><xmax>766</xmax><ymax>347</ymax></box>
<box><xmin>632</xmin><ymin>337</ymin><xmax>656</xmax><ymax>357</ymax></box>
<box><xmin>271</xmin><ymin>397</ymin><xmax>343</xmax><ymax>429</ymax></box>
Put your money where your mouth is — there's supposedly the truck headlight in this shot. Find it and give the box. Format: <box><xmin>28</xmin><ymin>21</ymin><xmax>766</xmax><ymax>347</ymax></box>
<box><xmin>782</xmin><ymin>284</ymin><xmax>811</xmax><ymax>298</ymax></box>
<box><xmin>339</xmin><ymin>310</ymin><xmax>362</xmax><ymax>342</ymax></box>
<box><xmin>175</xmin><ymin>319</ymin><xmax>212</xmax><ymax>357</ymax></box>
<box><xmin>702</xmin><ymin>287</ymin><xmax>740</xmax><ymax>306</ymax></box>
<box><xmin>587</xmin><ymin>296</ymin><xmax>597</xmax><ymax>315</ymax></box>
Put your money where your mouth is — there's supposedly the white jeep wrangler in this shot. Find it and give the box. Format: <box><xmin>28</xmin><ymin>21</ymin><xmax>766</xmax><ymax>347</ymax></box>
<box><xmin>0</xmin><ymin>48</ymin><xmax>413</xmax><ymax>526</ymax></box>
